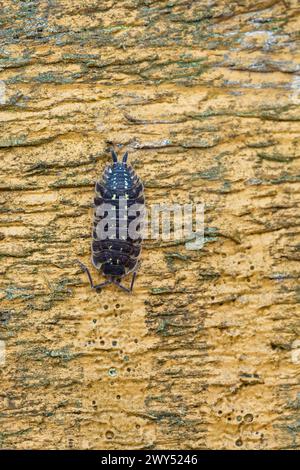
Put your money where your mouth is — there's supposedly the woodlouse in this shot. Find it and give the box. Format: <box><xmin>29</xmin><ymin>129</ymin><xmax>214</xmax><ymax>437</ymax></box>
<box><xmin>77</xmin><ymin>150</ymin><xmax>144</xmax><ymax>292</ymax></box>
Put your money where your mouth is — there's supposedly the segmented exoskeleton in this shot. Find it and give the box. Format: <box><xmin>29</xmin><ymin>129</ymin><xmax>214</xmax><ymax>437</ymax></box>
<box><xmin>77</xmin><ymin>150</ymin><xmax>144</xmax><ymax>292</ymax></box>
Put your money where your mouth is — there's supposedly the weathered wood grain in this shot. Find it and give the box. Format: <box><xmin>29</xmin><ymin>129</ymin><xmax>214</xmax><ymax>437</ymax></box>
<box><xmin>0</xmin><ymin>0</ymin><xmax>299</xmax><ymax>449</ymax></box>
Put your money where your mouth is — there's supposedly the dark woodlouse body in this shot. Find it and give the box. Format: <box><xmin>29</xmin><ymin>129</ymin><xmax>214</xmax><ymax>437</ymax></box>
<box><xmin>78</xmin><ymin>150</ymin><xmax>144</xmax><ymax>292</ymax></box>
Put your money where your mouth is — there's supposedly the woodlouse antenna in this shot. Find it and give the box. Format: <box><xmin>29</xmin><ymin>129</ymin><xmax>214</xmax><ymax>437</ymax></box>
<box><xmin>122</xmin><ymin>152</ymin><xmax>128</xmax><ymax>163</ymax></box>
<box><xmin>111</xmin><ymin>149</ymin><xmax>118</xmax><ymax>163</ymax></box>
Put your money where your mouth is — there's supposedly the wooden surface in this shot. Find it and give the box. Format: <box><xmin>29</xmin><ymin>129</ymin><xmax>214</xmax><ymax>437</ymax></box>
<box><xmin>0</xmin><ymin>0</ymin><xmax>299</xmax><ymax>450</ymax></box>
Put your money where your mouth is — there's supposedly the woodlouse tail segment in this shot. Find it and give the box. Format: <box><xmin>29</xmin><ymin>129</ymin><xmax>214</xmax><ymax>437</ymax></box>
<box><xmin>76</xmin><ymin>260</ymin><xmax>137</xmax><ymax>293</ymax></box>
<box><xmin>111</xmin><ymin>149</ymin><xmax>118</xmax><ymax>163</ymax></box>
<box><xmin>112</xmin><ymin>271</ymin><xmax>137</xmax><ymax>293</ymax></box>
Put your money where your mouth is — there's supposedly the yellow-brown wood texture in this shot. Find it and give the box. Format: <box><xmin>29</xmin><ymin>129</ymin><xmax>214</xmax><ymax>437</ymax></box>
<box><xmin>0</xmin><ymin>0</ymin><xmax>300</xmax><ymax>450</ymax></box>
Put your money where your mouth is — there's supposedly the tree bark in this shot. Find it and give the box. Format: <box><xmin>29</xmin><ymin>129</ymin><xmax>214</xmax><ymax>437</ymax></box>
<box><xmin>0</xmin><ymin>0</ymin><xmax>299</xmax><ymax>450</ymax></box>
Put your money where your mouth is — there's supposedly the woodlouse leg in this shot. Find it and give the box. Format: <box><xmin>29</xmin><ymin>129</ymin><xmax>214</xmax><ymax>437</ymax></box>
<box><xmin>130</xmin><ymin>271</ymin><xmax>137</xmax><ymax>291</ymax></box>
<box><xmin>76</xmin><ymin>260</ymin><xmax>111</xmax><ymax>290</ymax></box>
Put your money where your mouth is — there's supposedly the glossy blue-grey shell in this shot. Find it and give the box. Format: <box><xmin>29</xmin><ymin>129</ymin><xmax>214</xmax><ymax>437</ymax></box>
<box><xmin>92</xmin><ymin>153</ymin><xmax>144</xmax><ymax>278</ymax></box>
